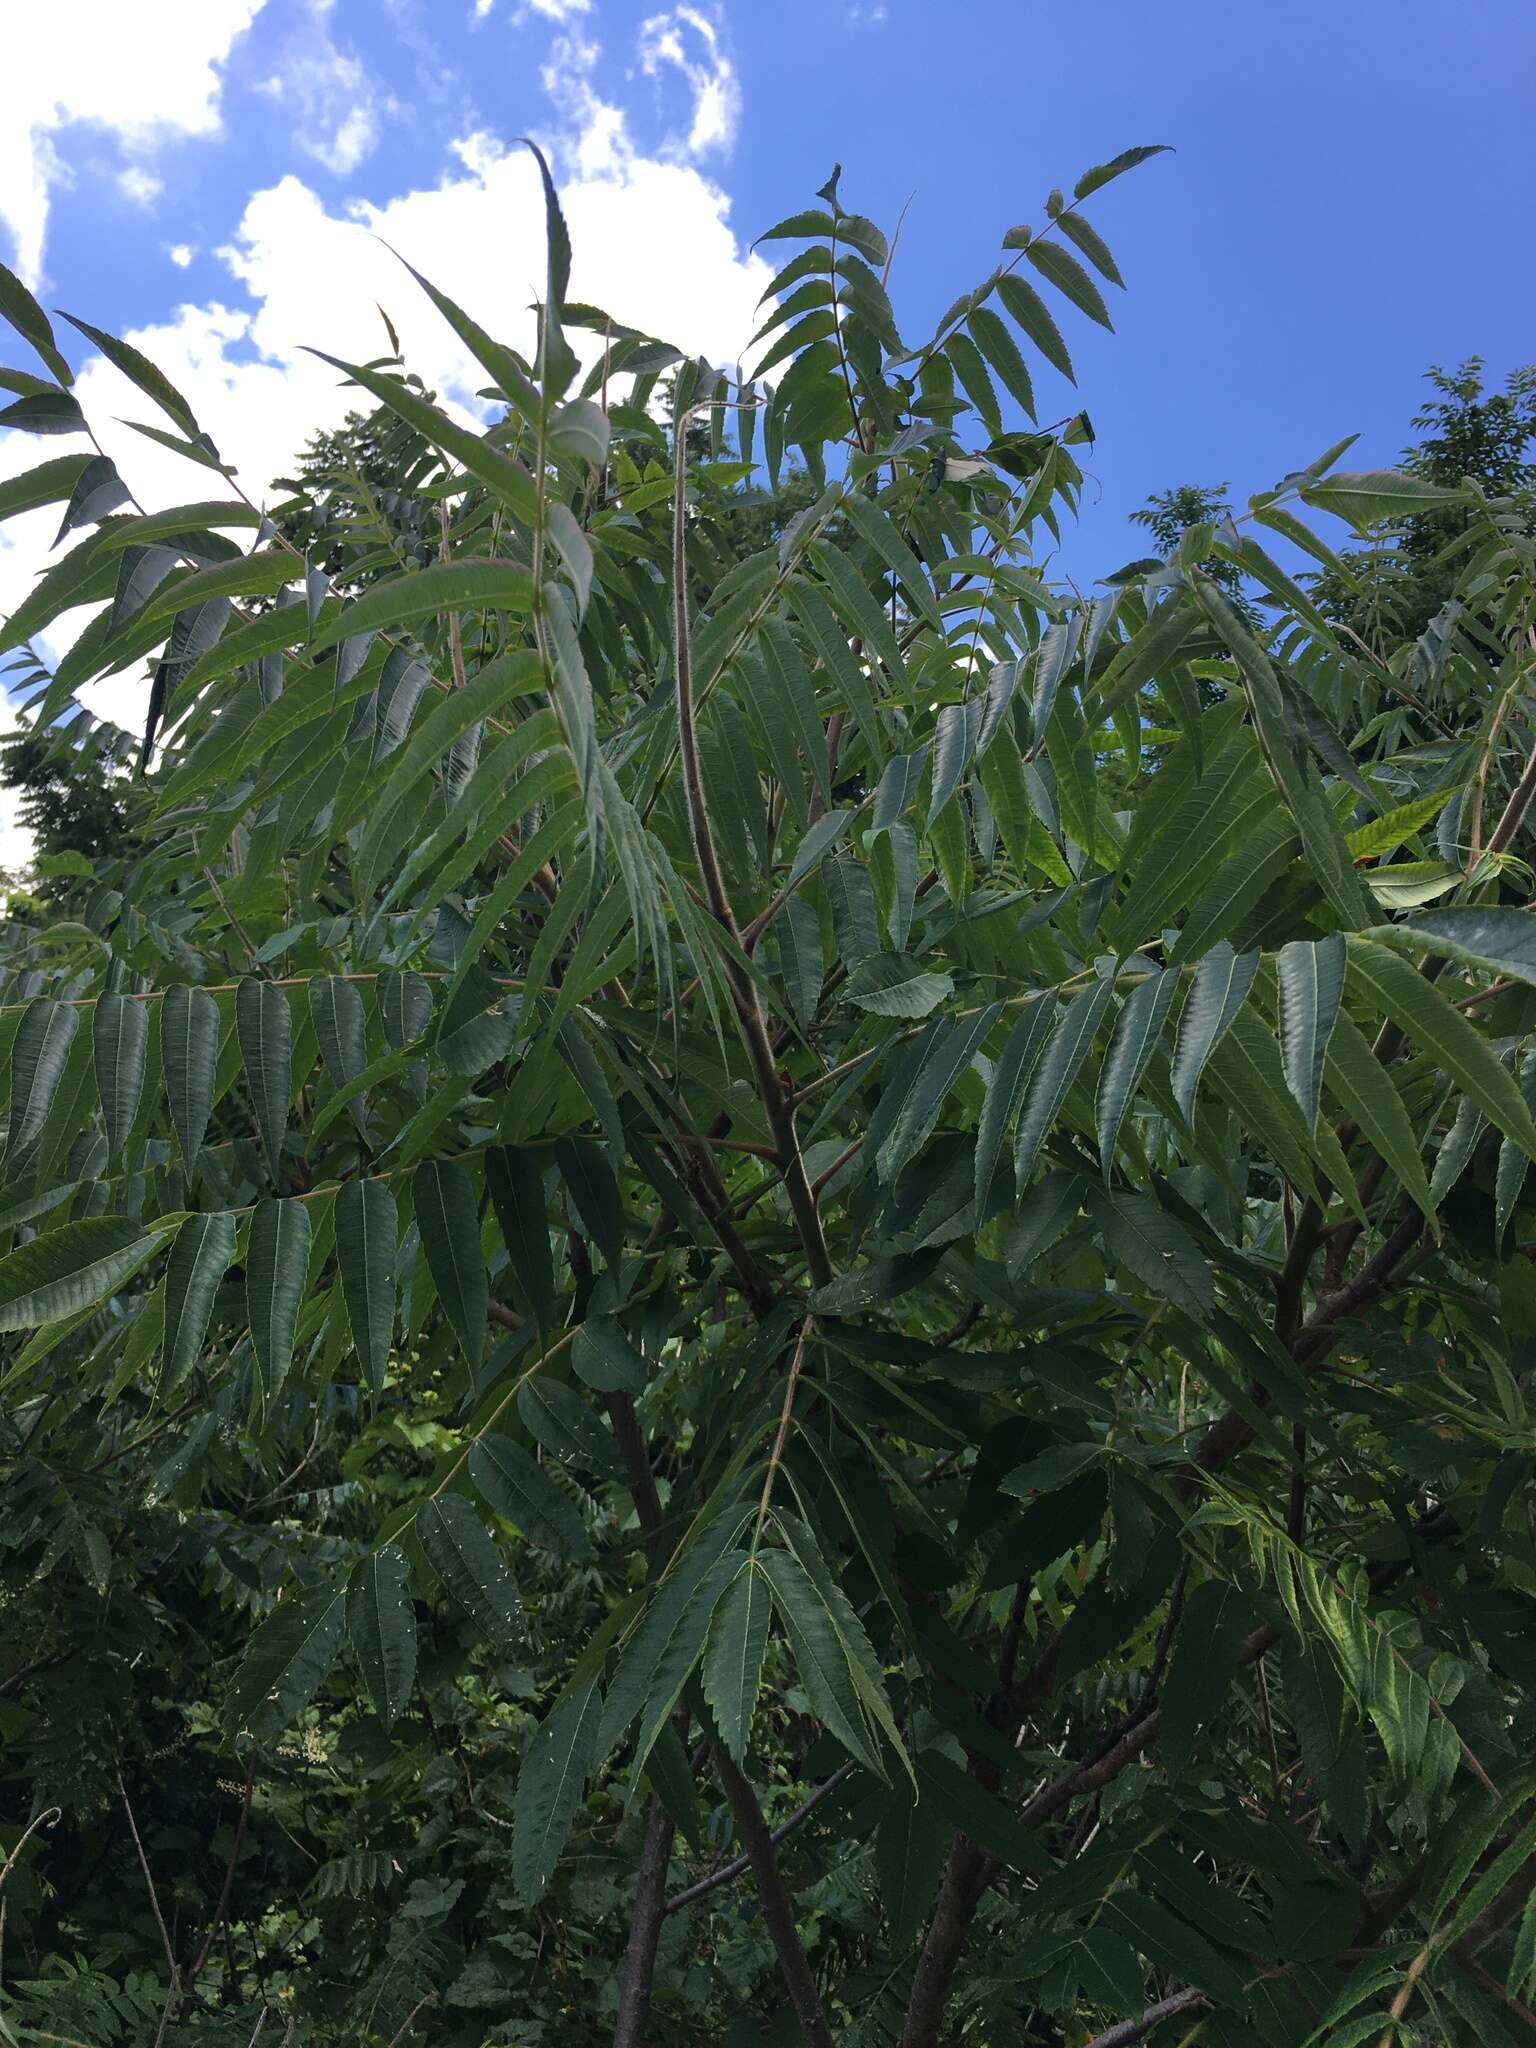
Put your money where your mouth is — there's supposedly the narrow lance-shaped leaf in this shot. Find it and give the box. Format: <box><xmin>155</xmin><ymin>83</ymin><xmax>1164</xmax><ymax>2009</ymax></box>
<box><xmin>974</xmin><ymin>998</ymin><xmax>1058</xmax><ymax>1210</ymax></box>
<box><xmin>225</xmin><ymin>1588</ymin><xmax>347</xmax><ymax>1743</ymax></box>
<box><xmin>878</xmin><ymin>1003</ymin><xmax>1003</xmax><ymax>1184</ymax></box>
<box><xmin>1095</xmin><ymin>967</ymin><xmax>1179</xmax><ymax>1171</ymax></box>
<box><xmin>162</xmin><ymin>985</ymin><xmax>220</xmax><ymax>1165</ymax></box>
<box><xmin>92</xmin><ymin>996</ymin><xmax>148</xmax><ymax>1166</ymax></box>
<box><xmin>0</xmin><ymin>1216</ymin><xmax>170</xmax><ymax>1333</ymax></box>
<box><xmin>246</xmin><ymin>1197</ymin><xmax>312</xmax><ymax>1406</ymax></box>
<box><xmin>162</xmin><ymin>1210</ymin><xmax>236</xmax><ymax>1393</ymax></box>
<box><xmin>485</xmin><ymin>1146</ymin><xmax>555</xmax><ymax>1336</ymax></box>
<box><xmin>335</xmin><ymin>1176</ymin><xmax>396</xmax><ymax>1391</ymax></box>
<box><xmin>1277</xmin><ymin>934</ymin><xmax>1345</xmax><ymax>1133</ymax></box>
<box><xmin>469</xmin><ymin>1435</ymin><xmax>594</xmax><ymax>1564</ymax></box>
<box><xmin>414</xmin><ymin>1158</ymin><xmax>488</xmax><ymax>1368</ymax></box>
<box><xmin>417</xmin><ymin>1493</ymin><xmax>520</xmax><ymax>1638</ymax></box>
<box><xmin>1348</xmin><ymin>939</ymin><xmax>1536</xmax><ymax>1159</ymax></box>
<box><xmin>702</xmin><ymin>1558</ymin><xmax>772</xmax><ymax>1763</ymax></box>
<box><xmin>512</xmin><ymin>1681</ymin><xmax>602</xmax><ymax>1903</ymax></box>
<box><xmin>7</xmin><ymin>999</ymin><xmax>79</xmax><ymax>1164</ymax></box>
<box><xmin>1171</xmin><ymin>943</ymin><xmax>1258</xmax><ymax>1124</ymax></box>
<box><xmin>1015</xmin><ymin>978</ymin><xmax>1116</xmax><ymax>1189</ymax></box>
<box><xmin>309</xmin><ymin>975</ymin><xmax>368</xmax><ymax>1095</ymax></box>
<box><xmin>237</xmin><ymin>981</ymin><xmax>293</xmax><ymax>1186</ymax></box>
<box><xmin>348</xmin><ymin>1546</ymin><xmax>417</xmax><ymax>1730</ymax></box>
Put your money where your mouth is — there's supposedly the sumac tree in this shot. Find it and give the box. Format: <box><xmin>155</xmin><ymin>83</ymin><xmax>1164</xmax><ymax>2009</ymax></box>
<box><xmin>3</xmin><ymin>140</ymin><xmax>1536</xmax><ymax>2048</ymax></box>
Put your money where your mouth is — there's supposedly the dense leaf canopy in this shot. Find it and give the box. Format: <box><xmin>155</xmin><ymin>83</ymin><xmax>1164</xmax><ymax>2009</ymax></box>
<box><xmin>3</xmin><ymin>140</ymin><xmax>1536</xmax><ymax>2048</ymax></box>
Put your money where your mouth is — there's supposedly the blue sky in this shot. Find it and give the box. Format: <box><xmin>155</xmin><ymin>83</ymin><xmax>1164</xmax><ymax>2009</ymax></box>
<box><xmin>2</xmin><ymin>0</ymin><xmax>1534</xmax><ymax>784</ymax></box>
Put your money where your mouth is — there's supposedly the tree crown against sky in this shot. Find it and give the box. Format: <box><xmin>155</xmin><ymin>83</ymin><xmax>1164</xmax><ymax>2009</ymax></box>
<box><xmin>3</xmin><ymin>128</ymin><xmax>1536</xmax><ymax>2048</ymax></box>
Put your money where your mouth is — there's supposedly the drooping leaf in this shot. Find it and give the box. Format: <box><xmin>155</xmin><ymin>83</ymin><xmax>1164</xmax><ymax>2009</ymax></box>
<box><xmin>335</xmin><ymin>1177</ymin><xmax>396</xmax><ymax>1391</ymax></box>
<box><xmin>161</xmin><ymin>985</ymin><xmax>221</xmax><ymax>1166</ymax></box>
<box><xmin>348</xmin><ymin>1546</ymin><xmax>417</xmax><ymax>1730</ymax></box>
<box><xmin>485</xmin><ymin>1146</ymin><xmax>555</xmax><ymax>1336</ymax></box>
<box><xmin>0</xmin><ymin>1216</ymin><xmax>170</xmax><ymax>1333</ymax></box>
<box><xmin>470</xmin><ymin>1435</ymin><xmax>594</xmax><ymax>1564</ymax></box>
<box><xmin>1170</xmin><ymin>944</ymin><xmax>1258</xmax><ymax>1124</ymax></box>
<box><xmin>413</xmin><ymin>1158</ymin><xmax>487</xmax><ymax>1368</ymax></box>
<box><xmin>1276</xmin><ymin>935</ymin><xmax>1345</xmax><ymax>1132</ymax></box>
<box><xmin>417</xmin><ymin>1493</ymin><xmax>521</xmax><ymax>1638</ymax></box>
<box><xmin>7</xmin><ymin>999</ymin><xmax>79</xmax><ymax>1163</ymax></box>
<box><xmin>1096</xmin><ymin>968</ymin><xmax>1179</xmax><ymax>1170</ymax></box>
<box><xmin>246</xmin><ymin>1197</ymin><xmax>312</xmax><ymax>1405</ymax></box>
<box><xmin>92</xmin><ymin>996</ymin><xmax>148</xmax><ymax>1166</ymax></box>
<box><xmin>702</xmin><ymin>1558</ymin><xmax>772</xmax><ymax>1763</ymax></box>
<box><xmin>512</xmin><ymin>1681</ymin><xmax>602</xmax><ymax>1902</ymax></box>
<box><xmin>161</xmin><ymin>1210</ymin><xmax>236</xmax><ymax>1392</ymax></box>
<box><xmin>237</xmin><ymin>981</ymin><xmax>293</xmax><ymax>1185</ymax></box>
<box><xmin>225</xmin><ymin>1587</ymin><xmax>347</xmax><ymax>1743</ymax></box>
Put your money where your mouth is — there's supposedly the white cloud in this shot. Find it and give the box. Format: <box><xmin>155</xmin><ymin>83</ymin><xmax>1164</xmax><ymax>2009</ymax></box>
<box><xmin>1</xmin><ymin>62</ymin><xmax>772</xmax><ymax>749</ymax></box>
<box><xmin>169</xmin><ymin>244</ymin><xmax>196</xmax><ymax>268</ymax></box>
<box><xmin>118</xmin><ymin>167</ymin><xmax>165</xmax><ymax>208</ymax></box>
<box><xmin>256</xmin><ymin>7</ymin><xmax>392</xmax><ymax>178</ymax></box>
<box><xmin>0</xmin><ymin>0</ymin><xmax>265</xmax><ymax>284</ymax></box>
<box><xmin>524</xmin><ymin>0</ymin><xmax>592</xmax><ymax>19</ymax></box>
<box><xmin>637</xmin><ymin>7</ymin><xmax>741</xmax><ymax>158</ymax></box>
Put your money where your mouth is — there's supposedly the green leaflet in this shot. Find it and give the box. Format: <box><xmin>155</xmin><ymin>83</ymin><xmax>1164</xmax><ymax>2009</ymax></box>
<box><xmin>845</xmin><ymin>953</ymin><xmax>954</xmax><ymax>1019</ymax></box>
<box><xmin>518</xmin><ymin>1378</ymin><xmax>621</xmax><ymax>1476</ymax></box>
<box><xmin>875</xmin><ymin>1775</ymin><xmax>951</xmax><ymax>1947</ymax></box>
<box><xmin>878</xmin><ymin>1002</ymin><xmax>1002</xmax><ymax>1184</ymax></box>
<box><xmin>0</xmin><ymin>452</ymin><xmax>92</xmax><ymax>524</ymax></box>
<box><xmin>225</xmin><ymin>1587</ymin><xmax>347</xmax><ymax>1743</ymax></box>
<box><xmin>334</xmin><ymin>1177</ymin><xmax>397</xmax><ymax>1391</ymax></box>
<box><xmin>7</xmin><ymin>998</ymin><xmax>79</xmax><ymax>1163</ymax></box>
<box><xmin>1299</xmin><ymin>468</ymin><xmax>1462</xmax><ymax>527</ymax></box>
<box><xmin>246</xmin><ymin>1197</ymin><xmax>312</xmax><ymax>1406</ymax></box>
<box><xmin>161</xmin><ymin>1210</ymin><xmax>236</xmax><ymax>1393</ymax></box>
<box><xmin>485</xmin><ymin>1146</ymin><xmax>555</xmax><ymax>1337</ymax></box>
<box><xmin>1369</xmin><ymin>904</ymin><xmax>1536</xmax><ymax>989</ymax></box>
<box><xmin>511</xmin><ymin>1681</ymin><xmax>602</xmax><ymax>1903</ymax></box>
<box><xmin>1095</xmin><ymin>968</ymin><xmax>1179</xmax><ymax>1170</ymax></box>
<box><xmin>554</xmin><ymin>1138</ymin><xmax>624</xmax><ymax>1273</ymax></box>
<box><xmin>597</xmin><ymin>1517</ymin><xmax>745</xmax><ymax>1756</ymax></box>
<box><xmin>571</xmin><ymin>1316</ymin><xmax>646</xmax><ymax>1394</ymax></box>
<box><xmin>417</xmin><ymin>1493</ymin><xmax>521</xmax><ymax>1637</ymax></box>
<box><xmin>779</xmin><ymin>1512</ymin><xmax>910</xmax><ymax>1777</ymax></box>
<box><xmin>774</xmin><ymin>894</ymin><xmax>824</xmax><ymax>1026</ymax></box>
<box><xmin>161</xmin><ymin>985</ymin><xmax>221</xmax><ymax>1165</ymax></box>
<box><xmin>92</xmin><ymin>996</ymin><xmax>148</xmax><ymax>1165</ymax></box>
<box><xmin>1170</xmin><ymin>943</ymin><xmax>1258</xmax><ymax>1124</ymax></box>
<box><xmin>0</xmin><ymin>1216</ymin><xmax>171</xmax><ymax>1333</ymax></box>
<box><xmin>702</xmin><ymin>1557</ymin><xmax>772</xmax><ymax>1762</ymax></box>
<box><xmin>1348</xmin><ymin>940</ymin><xmax>1536</xmax><ymax>1160</ymax></box>
<box><xmin>378</xmin><ymin>971</ymin><xmax>432</xmax><ymax>1051</ymax></box>
<box><xmin>309</xmin><ymin>976</ymin><xmax>368</xmax><ymax>1097</ymax></box>
<box><xmin>973</xmin><ymin>998</ymin><xmax>1058</xmax><ymax>1210</ymax></box>
<box><xmin>1089</xmin><ymin>1188</ymin><xmax>1213</xmax><ymax>1315</ymax></box>
<box><xmin>1276</xmin><ymin>934</ymin><xmax>1345</xmax><ymax>1133</ymax></box>
<box><xmin>303</xmin><ymin>347</ymin><xmax>540</xmax><ymax>525</ymax></box>
<box><xmin>995</xmin><ymin>273</ymin><xmax>1075</xmax><ymax>382</ymax></box>
<box><xmin>760</xmin><ymin>1546</ymin><xmax>884</xmax><ymax>1777</ymax></box>
<box><xmin>413</xmin><ymin>1158</ymin><xmax>487</xmax><ymax>1368</ymax></box>
<box><xmin>469</xmin><ymin>1435</ymin><xmax>594</xmax><ymax>1564</ymax></box>
<box><xmin>348</xmin><ymin>1545</ymin><xmax>417</xmax><ymax>1729</ymax></box>
<box><xmin>237</xmin><ymin>981</ymin><xmax>294</xmax><ymax>1185</ymax></box>
<box><xmin>1161</xmin><ymin>1579</ymin><xmax>1258</xmax><ymax>1772</ymax></box>
<box><xmin>1015</xmin><ymin>979</ymin><xmax>1115</xmax><ymax>1189</ymax></box>
<box><xmin>1324</xmin><ymin>1012</ymin><xmax>1437</xmax><ymax>1223</ymax></box>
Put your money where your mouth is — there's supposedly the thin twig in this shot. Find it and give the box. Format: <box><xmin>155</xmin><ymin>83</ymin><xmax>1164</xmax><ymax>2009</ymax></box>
<box><xmin>663</xmin><ymin>1760</ymin><xmax>857</xmax><ymax>1915</ymax></box>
